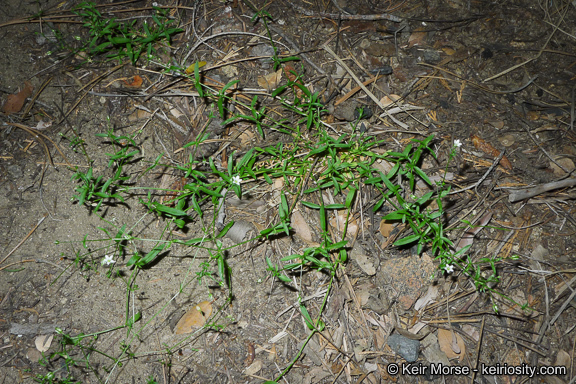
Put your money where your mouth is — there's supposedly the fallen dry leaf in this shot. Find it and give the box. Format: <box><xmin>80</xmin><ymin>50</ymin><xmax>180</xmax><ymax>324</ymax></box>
<box><xmin>292</xmin><ymin>210</ymin><xmax>313</xmax><ymax>242</ymax></box>
<box><xmin>244</xmin><ymin>359</ymin><xmax>263</xmax><ymax>375</ymax></box>
<box><xmin>380</xmin><ymin>94</ymin><xmax>402</xmax><ymax>107</ymax></box>
<box><xmin>456</xmin><ymin>212</ymin><xmax>492</xmax><ymax>251</ymax></box>
<box><xmin>184</xmin><ymin>61</ymin><xmax>207</xmax><ymax>74</ymax></box>
<box><xmin>551</xmin><ymin>157</ymin><xmax>575</xmax><ymax>176</ymax></box>
<box><xmin>123</xmin><ymin>75</ymin><xmax>143</xmax><ymax>88</ymax></box>
<box><xmin>498</xmin><ymin>134</ymin><xmax>515</xmax><ymax>147</ymax></box>
<box><xmin>268</xmin><ymin>344</ymin><xmax>277</xmax><ymax>361</ymax></box>
<box><xmin>408</xmin><ymin>27</ymin><xmax>427</xmax><ymax>48</ymax></box>
<box><xmin>486</xmin><ymin>119</ymin><xmax>505</xmax><ymax>130</ymax></box>
<box><xmin>329</xmin><ymin>210</ymin><xmax>359</xmax><ymax>238</ymax></box>
<box><xmin>414</xmin><ymin>285</ymin><xmax>439</xmax><ymax>311</ymax></box>
<box><xmin>244</xmin><ymin>342</ymin><xmax>255</xmax><ymax>367</ymax></box>
<box><xmin>471</xmin><ymin>134</ymin><xmax>513</xmax><ymax>170</ymax></box>
<box><xmin>169</xmin><ymin>107</ymin><xmax>184</xmax><ymax>119</ymax></box>
<box><xmin>257</xmin><ymin>69</ymin><xmax>283</xmax><ymax>92</ymax></box>
<box><xmin>379</xmin><ymin>220</ymin><xmax>395</xmax><ymax>237</ymax></box>
<box><xmin>128</xmin><ymin>109</ymin><xmax>152</xmax><ymax>122</ymax></box>
<box><xmin>2</xmin><ymin>81</ymin><xmax>33</xmax><ymax>114</ymax></box>
<box><xmin>461</xmin><ymin>324</ymin><xmax>479</xmax><ymax>342</ymax></box>
<box><xmin>555</xmin><ymin>350</ymin><xmax>571</xmax><ymax>368</ymax></box>
<box><xmin>283</xmin><ymin>63</ymin><xmax>304</xmax><ymax>97</ymax></box>
<box><xmin>35</xmin><ymin>334</ymin><xmax>53</xmax><ymax>352</ymax></box>
<box><xmin>174</xmin><ymin>301</ymin><xmax>213</xmax><ymax>334</ymax></box>
<box><xmin>438</xmin><ymin>328</ymin><xmax>465</xmax><ymax>361</ymax></box>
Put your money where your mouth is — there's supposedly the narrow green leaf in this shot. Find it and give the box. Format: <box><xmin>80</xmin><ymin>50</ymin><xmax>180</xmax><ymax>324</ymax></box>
<box><xmin>194</xmin><ymin>61</ymin><xmax>203</xmax><ymax>97</ymax></box>
<box><xmin>394</xmin><ymin>234</ymin><xmax>420</xmax><ymax>246</ymax></box>
<box><xmin>126</xmin><ymin>253</ymin><xmax>141</xmax><ymax>267</ymax></box>
<box><xmin>416</xmin><ymin>191</ymin><xmax>434</xmax><ymax>205</ymax></box>
<box><xmin>216</xmin><ymin>221</ymin><xmax>234</xmax><ymax>239</ymax></box>
<box><xmin>325</xmin><ymin>240</ymin><xmax>347</xmax><ymax>251</ymax></box>
<box><xmin>198</xmin><ymin>185</ymin><xmax>223</xmax><ymax>198</ymax></box>
<box><xmin>218</xmin><ymin>257</ymin><xmax>225</xmax><ymax>281</ymax></box>
<box><xmin>152</xmin><ymin>203</ymin><xmax>187</xmax><ymax>217</ymax></box>
<box><xmin>345</xmin><ymin>188</ymin><xmax>356</xmax><ymax>208</ymax></box>
<box><xmin>301</xmin><ymin>201</ymin><xmax>320</xmax><ymax>209</ymax></box>
<box><xmin>139</xmin><ymin>244</ymin><xmax>165</xmax><ymax>266</ymax></box>
<box><xmin>300</xmin><ymin>304</ymin><xmax>314</xmax><ymax>330</ymax></box>
<box><xmin>126</xmin><ymin>312</ymin><xmax>142</xmax><ymax>328</ymax></box>
<box><xmin>414</xmin><ymin>167</ymin><xmax>432</xmax><ymax>186</ymax></box>
<box><xmin>324</xmin><ymin>204</ymin><xmax>346</xmax><ymax>209</ymax></box>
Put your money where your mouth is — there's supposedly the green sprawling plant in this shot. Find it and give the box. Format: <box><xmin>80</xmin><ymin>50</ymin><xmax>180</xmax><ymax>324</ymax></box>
<box><xmin>32</xmin><ymin>4</ymin><xmax>529</xmax><ymax>383</ymax></box>
<box><xmin>59</xmin><ymin>1</ymin><xmax>182</xmax><ymax>64</ymax></box>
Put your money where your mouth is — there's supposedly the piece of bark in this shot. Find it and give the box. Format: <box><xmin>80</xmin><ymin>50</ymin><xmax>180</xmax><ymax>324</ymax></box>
<box><xmin>508</xmin><ymin>178</ymin><xmax>576</xmax><ymax>202</ymax></box>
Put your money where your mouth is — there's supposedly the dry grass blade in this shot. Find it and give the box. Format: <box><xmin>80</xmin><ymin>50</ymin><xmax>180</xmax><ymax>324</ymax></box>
<box><xmin>323</xmin><ymin>45</ymin><xmax>409</xmax><ymax>129</ymax></box>
<box><xmin>482</xmin><ymin>3</ymin><xmax>569</xmax><ymax>82</ymax></box>
<box><xmin>21</xmin><ymin>77</ymin><xmax>52</xmax><ymax>119</ymax></box>
<box><xmin>4</xmin><ymin>123</ymin><xmax>72</xmax><ymax>168</ymax></box>
<box><xmin>0</xmin><ymin>214</ymin><xmax>47</xmax><ymax>269</ymax></box>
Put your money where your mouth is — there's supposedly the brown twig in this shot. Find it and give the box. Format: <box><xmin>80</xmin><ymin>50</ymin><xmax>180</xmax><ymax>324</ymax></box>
<box><xmin>0</xmin><ymin>260</ymin><xmax>36</xmax><ymax>272</ymax></box>
<box><xmin>482</xmin><ymin>4</ymin><xmax>568</xmax><ymax>83</ymax></box>
<box><xmin>284</xmin><ymin>0</ymin><xmax>402</xmax><ymax>22</ymax></box>
<box><xmin>471</xmin><ymin>316</ymin><xmax>485</xmax><ymax>384</ymax></box>
<box><xmin>58</xmin><ymin>64</ymin><xmax>124</xmax><ymax>125</ymax></box>
<box><xmin>449</xmin><ymin>151</ymin><xmax>505</xmax><ymax>195</ymax></box>
<box><xmin>419</xmin><ymin>64</ymin><xmax>538</xmax><ymax>94</ymax></box>
<box><xmin>4</xmin><ymin>122</ymin><xmax>72</xmax><ymax>168</ymax></box>
<box><xmin>508</xmin><ymin>178</ymin><xmax>576</xmax><ymax>202</ymax></box>
<box><xmin>0</xmin><ymin>214</ymin><xmax>47</xmax><ymax>267</ymax></box>
<box><xmin>22</xmin><ymin>77</ymin><xmax>52</xmax><ymax>120</ymax></box>
<box><xmin>323</xmin><ymin>44</ymin><xmax>409</xmax><ymax>129</ymax></box>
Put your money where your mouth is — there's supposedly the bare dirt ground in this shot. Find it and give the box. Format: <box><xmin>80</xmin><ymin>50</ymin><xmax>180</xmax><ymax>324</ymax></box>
<box><xmin>1</xmin><ymin>0</ymin><xmax>576</xmax><ymax>383</ymax></box>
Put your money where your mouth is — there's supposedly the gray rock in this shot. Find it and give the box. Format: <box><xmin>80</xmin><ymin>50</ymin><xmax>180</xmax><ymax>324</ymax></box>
<box><xmin>250</xmin><ymin>45</ymin><xmax>275</xmax><ymax>68</ymax></box>
<box><xmin>333</xmin><ymin>100</ymin><xmax>359</xmax><ymax>121</ymax></box>
<box><xmin>7</xmin><ymin>165</ymin><xmax>23</xmax><ymax>179</ymax></box>
<box><xmin>387</xmin><ymin>334</ymin><xmax>420</xmax><ymax>362</ymax></box>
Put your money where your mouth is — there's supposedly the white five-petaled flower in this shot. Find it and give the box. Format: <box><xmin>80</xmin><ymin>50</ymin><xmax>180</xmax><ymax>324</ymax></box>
<box><xmin>102</xmin><ymin>254</ymin><xmax>115</xmax><ymax>266</ymax></box>
<box><xmin>444</xmin><ymin>264</ymin><xmax>454</xmax><ymax>274</ymax></box>
<box><xmin>231</xmin><ymin>175</ymin><xmax>242</xmax><ymax>186</ymax></box>
<box><xmin>454</xmin><ymin>139</ymin><xmax>462</xmax><ymax>148</ymax></box>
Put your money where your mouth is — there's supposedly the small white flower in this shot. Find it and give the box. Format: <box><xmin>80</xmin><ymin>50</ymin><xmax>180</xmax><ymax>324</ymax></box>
<box><xmin>444</xmin><ymin>264</ymin><xmax>454</xmax><ymax>274</ymax></box>
<box><xmin>102</xmin><ymin>254</ymin><xmax>115</xmax><ymax>266</ymax></box>
<box><xmin>231</xmin><ymin>175</ymin><xmax>242</xmax><ymax>186</ymax></box>
<box><xmin>453</xmin><ymin>139</ymin><xmax>462</xmax><ymax>148</ymax></box>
